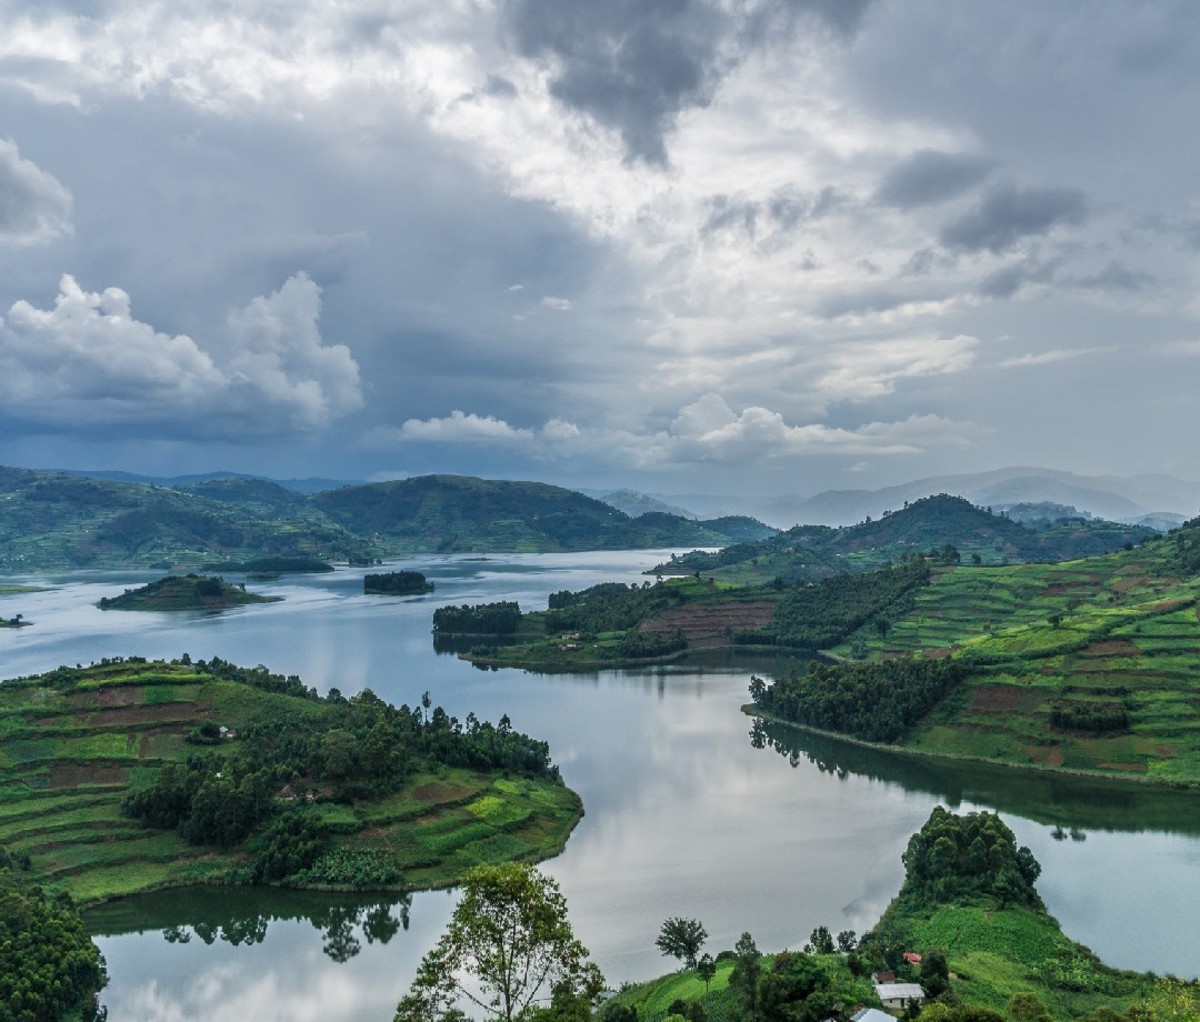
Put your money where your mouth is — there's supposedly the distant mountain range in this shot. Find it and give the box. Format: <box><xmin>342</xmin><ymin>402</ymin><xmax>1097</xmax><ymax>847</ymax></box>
<box><xmin>756</xmin><ymin>467</ymin><xmax>1200</xmax><ymax>527</ymax></box>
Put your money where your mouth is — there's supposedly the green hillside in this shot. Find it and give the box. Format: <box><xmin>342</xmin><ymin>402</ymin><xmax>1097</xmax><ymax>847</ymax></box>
<box><xmin>311</xmin><ymin>474</ymin><xmax>729</xmax><ymax>552</ymax></box>
<box><xmin>0</xmin><ymin>657</ymin><xmax>581</xmax><ymax>906</ymax></box>
<box><xmin>751</xmin><ymin>522</ymin><xmax>1200</xmax><ymax>785</ymax></box>
<box><xmin>0</xmin><ymin>467</ymin><xmax>375</xmax><ymax>571</ymax></box>
<box><xmin>658</xmin><ymin>495</ymin><xmax>1156</xmax><ymax>583</ymax></box>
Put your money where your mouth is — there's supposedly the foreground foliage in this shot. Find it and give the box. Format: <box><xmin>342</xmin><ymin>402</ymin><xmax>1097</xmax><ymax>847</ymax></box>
<box><xmin>0</xmin><ymin>849</ymin><xmax>106</xmax><ymax>1022</ymax></box>
<box><xmin>394</xmin><ymin>863</ymin><xmax>603</xmax><ymax>1022</ymax></box>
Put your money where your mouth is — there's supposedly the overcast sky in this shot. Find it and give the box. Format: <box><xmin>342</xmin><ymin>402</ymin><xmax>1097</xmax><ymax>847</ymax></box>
<box><xmin>0</xmin><ymin>0</ymin><xmax>1196</xmax><ymax>497</ymax></box>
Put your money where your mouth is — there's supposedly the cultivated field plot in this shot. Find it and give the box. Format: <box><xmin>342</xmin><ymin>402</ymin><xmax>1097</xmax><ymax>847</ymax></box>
<box><xmin>0</xmin><ymin>660</ymin><xmax>580</xmax><ymax>903</ymax></box>
<box><xmin>823</xmin><ymin>546</ymin><xmax>1200</xmax><ymax>783</ymax></box>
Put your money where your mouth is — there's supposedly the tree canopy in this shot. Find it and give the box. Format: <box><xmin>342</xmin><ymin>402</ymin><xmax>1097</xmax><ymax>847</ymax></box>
<box><xmin>655</xmin><ymin>917</ymin><xmax>708</xmax><ymax>969</ymax></box>
<box><xmin>394</xmin><ymin>863</ymin><xmax>602</xmax><ymax>1022</ymax></box>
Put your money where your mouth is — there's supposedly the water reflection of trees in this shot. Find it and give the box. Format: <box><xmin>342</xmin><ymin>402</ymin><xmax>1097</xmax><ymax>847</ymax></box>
<box><xmin>749</xmin><ymin>716</ymin><xmax>1200</xmax><ymax>838</ymax></box>
<box><xmin>85</xmin><ymin>889</ymin><xmax>412</xmax><ymax>963</ymax></box>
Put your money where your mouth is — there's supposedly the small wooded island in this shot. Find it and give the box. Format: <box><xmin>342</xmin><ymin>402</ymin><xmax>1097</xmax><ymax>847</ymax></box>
<box><xmin>97</xmin><ymin>574</ymin><xmax>280</xmax><ymax>610</ymax></box>
<box><xmin>364</xmin><ymin>570</ymin><xmax>435</xmax><ymax>595</ymax></box>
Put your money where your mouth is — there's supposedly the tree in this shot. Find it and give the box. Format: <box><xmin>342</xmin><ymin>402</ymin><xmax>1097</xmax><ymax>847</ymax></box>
<box><xmin>806</xmin><ymin>925</ymin><xmax>835</xmax><ymax>955</ymax></box>
<box><xmin>656</xmin><ymin>917</ymin><xmax>708</xmax><ymax>970</ymax></box>
<box><xmin>836</xmin><ymin>930</ymin><xmax>857</xmax><ymax>953</ymax></box>
<box><xmin>394</xmin><ymin>863</ymin><xmax>602</xmax><ymax>1022</ymax></box>
<box><xmin>920</xmin><ymin>948</ymin><xmax>950</xmax><ymax>998</ymax></box>
<box><xmin>729</xmin><ymin>932</ymin><xmax>762</xmax><ymax>1022</ymax></box>
<box><xmin>696</xmin><ymin>954</ymin><xmax>716</xmax><ymax>994</ymax></box>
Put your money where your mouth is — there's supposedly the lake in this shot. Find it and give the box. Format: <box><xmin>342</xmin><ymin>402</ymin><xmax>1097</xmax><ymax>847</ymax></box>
<box><xmin>2</xmin><ymin>552</ymin><xmax>1198</xmax><ymax>1021</ymax></box>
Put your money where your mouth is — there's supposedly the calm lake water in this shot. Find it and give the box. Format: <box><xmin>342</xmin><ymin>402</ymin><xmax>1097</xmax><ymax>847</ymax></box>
<box><xmin>2</xmin><ymin>553</ymin><xmax>1198</xmax><ymax>1021</ymax></box>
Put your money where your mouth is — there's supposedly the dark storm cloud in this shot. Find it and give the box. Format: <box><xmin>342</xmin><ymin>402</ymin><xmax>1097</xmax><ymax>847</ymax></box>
<box><xmin>502</xmin><ymin>0</ymin><xmax>875</xmax><ymax>165</ymax></box>
<box><xmin>504</xmin><ymin>0</ymin><xmax>723</xmax><ymax>165</ymax></box>
<box><xmin>940</xmin><ymin>182</ymin><xmax>1087</xmax><ymax>254</ymax></box>
<box><xmin>701</xmin><ymin>186</ymin><xmax>846</xmax><ymax>239</ymax></box>
<box><xmin>874</xmin><ymin>149</ymin><xmax>996</xmax><ymax>209</ymax></box>
<box><xmin>976</xmin><ymin>258</ymin><xmax>1059</xmax><ymax>300</ymax></box>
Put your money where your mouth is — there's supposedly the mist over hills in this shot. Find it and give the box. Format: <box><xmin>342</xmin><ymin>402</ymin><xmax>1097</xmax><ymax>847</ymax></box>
<box><xmin>755</xmin><ymin>467</ymin><xmax>1200</xmax><ymax>528</ymax></box>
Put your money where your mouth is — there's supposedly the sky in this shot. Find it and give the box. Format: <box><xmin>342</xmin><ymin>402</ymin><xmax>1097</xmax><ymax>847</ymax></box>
<box><xmin>0</xmin><ymin>0</ymin><xmax>1197</xmax><ymax>499</ymax></box>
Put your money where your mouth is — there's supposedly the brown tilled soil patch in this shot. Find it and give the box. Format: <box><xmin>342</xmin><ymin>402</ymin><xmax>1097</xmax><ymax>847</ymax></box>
<box><xmin>1044</xmin><ymin>582</ymin><xmax>1099</xmax><ymax>596</ymax></box>
<box><xmin>48</xmin><ymin>763</ymin><xmax>129</xmax><ymax>787</ymax></box>
<box><xmin>1143</xmin><ymin>597</ymin><xmax>1193</xmax><ymax>614</ymax></box>
<box><xmin>1025</xmin><ymin>745</ymin><xmax>1064</xmax><ymax>767</ymax></box>
<box><xmin>84</xmin><ymin>685</ymin><xmax>145</xmax><ymax>708</ymax></box>
<box><xmin>1155</xmin><ymin>744</ymin><xmax>1178</xmax><ymax>758</ymax></box>
<box><xmin>969</xmin><ymin>685</ymin><xmax>1028</xmax><ymax>713</ymax></box>
<box><xmin>1078</xmin><ymin>639</ymin><xmax>1142</xmax><ymax>658</ymax></box>
<box><xmin>639</xmin><ymin>600</ymin><xmax>777</xmax><ymax>648</ymax></box>
<box><xmin>93</xmin><ymin>703</ymin><xmax>198</xmax><ymax>726</ymax></box>
<box><xmin>408</xmin><ymin>782</ymin><xmax>476</xmax><ymax>804</ymax></box>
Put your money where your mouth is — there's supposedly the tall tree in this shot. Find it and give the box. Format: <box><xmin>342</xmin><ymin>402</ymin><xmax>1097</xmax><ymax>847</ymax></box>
<box><xmin>655</xmin><ymin>917</ymin><xmax>708</xmax><ymax>970</ymax></box>
<box><xmin>394</xmin><ymin>863</ymin><xmax>602</xmax><ymax>1022</ymax></box>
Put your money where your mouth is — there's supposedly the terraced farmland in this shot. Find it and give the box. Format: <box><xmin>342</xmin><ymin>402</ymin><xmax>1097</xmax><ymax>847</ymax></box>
<box><xmin>812</xmin><ymin>541</ymin><xmax>1200</xmax><ymax>782</ymax></box>
<box><xmin>0</xmin><ymin>659</ymin><xmax>581</xmax><ymax>904</ymax></box>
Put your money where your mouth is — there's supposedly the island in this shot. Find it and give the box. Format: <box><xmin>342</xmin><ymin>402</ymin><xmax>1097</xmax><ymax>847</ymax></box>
<box><xmin>364</xmin><ymin>570</ymin><xmax>435</xmax><ymax>595</ymax></box>
<box><xmin>0</xmin><ymin>656</ymin><xmax>581</xmax><ymax>907</ymax></box>
<box><xmin>1</xmin><ymin>612</ymin><xmax>30</xmax><ymax>628</ymax></box>
<box><xmin>200</xmin><ymin>556</ymin><xmax>335</xmax><ymax>573</ymax></box>
<box><xmin>97</xmin><ymin>574</ymin><xmax>281</xmax><ymax>610</ymax></box>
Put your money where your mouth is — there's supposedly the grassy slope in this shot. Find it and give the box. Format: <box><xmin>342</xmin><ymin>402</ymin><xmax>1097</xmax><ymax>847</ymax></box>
<box><xmin>0</xmin><ymin>661</ymin><xmax>581</xmax><ymax>905</ymax></box>
<box><xmin>879</xmin><ymin>902</ymin><xmax>1157</xmax><ymax>1021</ymax></box>
<box><xmin>815</xmin><ymin>538</ymin><xmax>1200</xmax><ymax>784</ymax></box>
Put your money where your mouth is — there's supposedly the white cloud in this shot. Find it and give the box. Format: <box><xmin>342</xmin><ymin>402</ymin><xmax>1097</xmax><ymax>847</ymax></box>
<box><xmin>540</xmin><ymin>296</ymin><xmax>573</xmax><ymax>311</ymax></box>
<box><xmin>0</xmin><ymin>138</ymin><xmax>72</xmax><ymax>245</ymax></box>
<box><xmin>997</xmin><ymin>347</ymin><xmax>1111</xmax><ymax>370</ymax></box>
<box><xmin>373</xmin><ymin>395</ymin><xmax>979</xmax><ymax>470</ymax></box>
<box><xmin>0</xmin><ymin>272</ymin><xmax>361</xmax><ymax>436</ymax></box>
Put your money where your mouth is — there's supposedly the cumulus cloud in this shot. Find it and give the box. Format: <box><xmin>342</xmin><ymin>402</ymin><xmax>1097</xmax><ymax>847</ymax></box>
<box><xmin>997</xmin><ymin>347</ymin><xmax>1112</xmax><ymax>370</ymax></box>
<box><xmin>0</xmin><ymin>139</ymin><xmax>72</xmax><ymax>245</ymax></box>
<box><xmin>377</xmin><ymin>394</ymin><xmax>975</xmax><ymax>469</ymax></box>
<box><xmin>540</xmin><ymin>296</ymin><xmax>573</xmax><ymax>311</ymax></box>
<box><xmin>939</xmin><ymin>182</ymin><xmax>1088</xmax><ymax>254</ymax></box>
<box><xmin>0</xmin><ymin>272</ymin><xmax>361</xmax><ymax>437</ymax></box>
<box><xmin>874</xmin><ymin>149</ymin><xmax>996</xmax><ymax>209</ymax></box>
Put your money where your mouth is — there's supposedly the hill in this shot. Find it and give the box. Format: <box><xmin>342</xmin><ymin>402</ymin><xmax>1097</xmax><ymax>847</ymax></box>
<box><xmin>658</xmin><ymin>495</ymin><xmax>1155</xmax><ymax>583</ymax></box>
<box><xmin>750</xmin><ymin>519</ymin><xmax>1200</xmax><ymax>785</ymax></box>
<box><xmin>310</xmin><ymin>475</ymin><xmax>730</xmax><ymax>552</ymax></box>
<box><xmin>0</xmin><ymin>657</ymin><xmax>580</xmax><ymax>906</ymax></box>
<box><xmin>96</xmin><ymin>574</ymin><xmax>280</xmax><ymax>611</ymax></box>
<box><xmin>0</xmin><ymin>467</ymin><xmax>376</xmax><ymax>572</ymax></box>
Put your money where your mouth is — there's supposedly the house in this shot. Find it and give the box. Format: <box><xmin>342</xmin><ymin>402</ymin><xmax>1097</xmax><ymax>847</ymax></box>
<box><xmin>874</xmin><ymin>982</ymin><xmax>926</xmax><ymax>1010</ymax></box>
<box><xmin>903</xmin><ymin>951</ymin><xmax>923</xmax><ymax>965</ymax></box>
<box><xmin>871</xmin><ymin>971</ymin><xmax>896</xmax><ymax>985</ymax></box>
<box><xmin>852</xmin><ymin>1009</ymin><xmax>895</xmax><ymax>1022</ymax></box>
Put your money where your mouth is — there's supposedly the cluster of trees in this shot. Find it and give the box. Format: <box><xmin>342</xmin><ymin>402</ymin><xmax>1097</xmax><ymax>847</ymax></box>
<box><xmin>898</xmin><ymin>807</ymin><xmax>1042</xmax><ymax>910</ymax></box>
<box><xmin>124</xmin><ymin>680</ymin><xmax>555</xmax><ymax>880</ymax></box>
<box><xmin>545</xmin><ymin>581</ymin><xmax>689</xmax><ymax>635</ymax></box>
<box><xmin>364</xmin><ymin>571</ymin><xmax>435</xmax><ymax>595</ymax></box>
<box><xmin>739</xmin><ymin>559</ymin><xmax>930</xmax><ymax>650</ymax></box>
<box><xmin>433</xmin><ymin>601</ymin><xmax>522</xmax><ymax>634</ymax></box>
<box><xmin>1049</xmin><ymin>700</ymin><xmax>1132</xmax><ymax>734</ymax></box>
<box><xmin>749</xmin><ymin>656</ymin><xmax>966</xmax><ymax>743</ymax></box>
<box><xmin>0</xmin><ymin>846</ymin><xmax>107</xmax><ymax>1022</ymax></box>
<box><xmin>619</xmin><ymin>629</ymin><xmax>687</xmax><ymax>659</ymax></box>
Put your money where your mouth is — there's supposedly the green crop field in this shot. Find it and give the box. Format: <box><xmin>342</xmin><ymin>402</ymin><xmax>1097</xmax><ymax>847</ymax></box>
<box><xmin>0</xmin><ymin>658</ymin><xmax>582</xmax><ymax>904</ymax></box>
